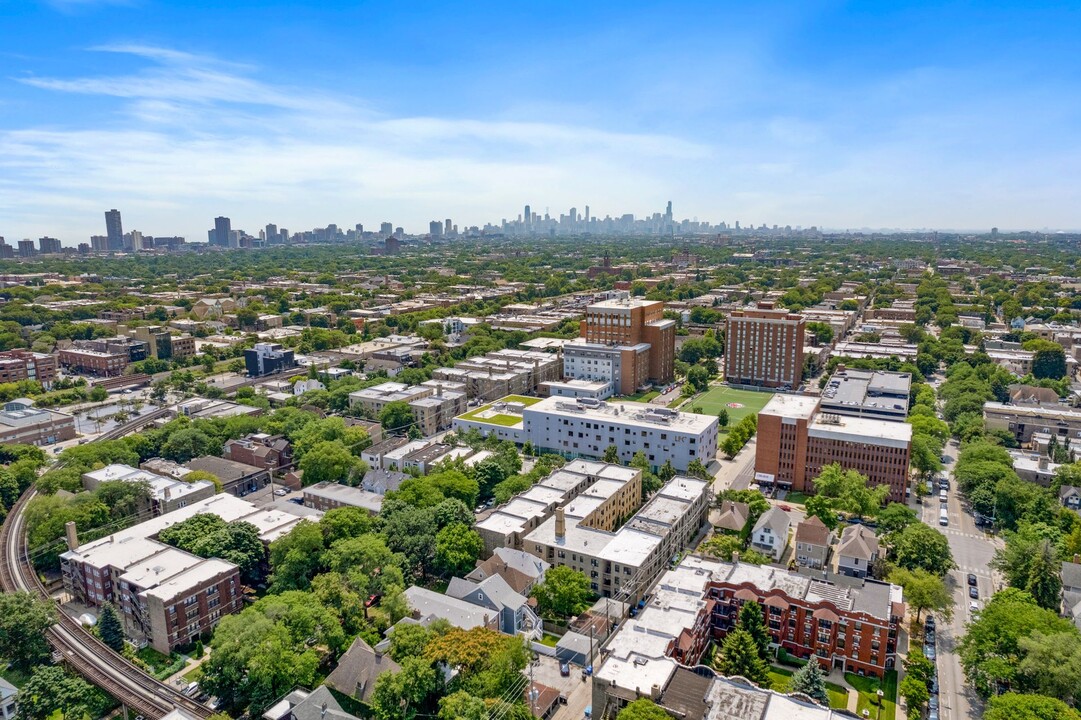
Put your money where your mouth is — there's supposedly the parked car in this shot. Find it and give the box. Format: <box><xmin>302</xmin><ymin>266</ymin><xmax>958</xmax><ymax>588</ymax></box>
<box><xmin>924</xmin><ymin>643</ymin><xmax>936</xmax><ymax>661</ymax></box>
<box><xmin>967</xmin><ymin>573</ymin><xmax>977</xmax><ymax>586</ymax></box>
<box><xmin>273</xmin><ymin>488</ymin><xmax>288</xmax><ymax>497</ymax></box>
<box><xmin>969</xmin><ymin>586</ymin><xmax>979</xmax><ymax>599</ymax></box>
<box><xmin>969</xmin><ymin>601</ymin><xmax>980</xmax><ymax>613</ymax></box>
<box><xmin>925</xmin><ymin>615</ymin><xmax>936</xmax><ymax>630</ymax></box>
<box><xmin>929</xmin><ymin>695</ymin><xmax>939</xmax><ymax>711</ymax></box>
<box><xmin>287</xmin><ymin>497</ymin><xmax>304</xmax><ymax>505</ymax></box>
<box><xmin>560</xmin><ymin>662</ymin><xmax>570</xmax><ymax>677</ymax></box>
<box><xmin>924</xmin><ymin>630</ymin><xmax>935</xmax><ymax>645</ymax></box>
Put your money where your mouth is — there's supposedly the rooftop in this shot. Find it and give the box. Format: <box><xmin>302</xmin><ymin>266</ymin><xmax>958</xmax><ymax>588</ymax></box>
<box><xmin>820</xmin><ymin>368</ymin><xmax>911</xmax><ymax>416</ymax></box>
<box><xmin>808</xmin><ymin>412</ymin><xmax>912</xmax><ymax>447</ymax></box>
<box><xmin>527</xmin><ymin>396</ymin><xmax>717</xmax><ymax>433</ymax></box>
<box><xmin>759</xmin><ymin>394</ymin><xmax>821</xmax><ymax>420</ymax></box>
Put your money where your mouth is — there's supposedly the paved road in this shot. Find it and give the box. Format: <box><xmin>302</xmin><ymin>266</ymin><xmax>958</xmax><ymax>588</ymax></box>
<box><xmin>914</xmin><ymin>445</ymin><xmax>1000</xmax><ymax>720</ymax></box>
<box><xmin>711</xmin><ymin>437</ymin><xmax>757</xmax><ymax>493</ymax></box>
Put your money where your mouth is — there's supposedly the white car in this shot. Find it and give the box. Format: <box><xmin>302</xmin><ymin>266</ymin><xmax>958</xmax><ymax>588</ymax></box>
<box><xmin>273</xmin><ymin>488</ymin><xmax>288</xmax><ymax>497</ymax></box>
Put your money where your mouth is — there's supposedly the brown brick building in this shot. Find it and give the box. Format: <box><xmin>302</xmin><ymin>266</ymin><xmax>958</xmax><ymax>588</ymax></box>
<box><xmin>0</xmin><ymin>350</ymin><xmax>58</xmax><ymax>387</ymax></box>
<box><xmin>725</xmin><ymin>302</ymin><xmax>805</xmax><ymax>389</ymax></box>
<box><xmin>566</xmin><ymin>297</ymin><xmax>675</xmax><ymax>394</ymax></box>
<box><xmin>754</xmin><ymin>394</ymin><xmax>912</xmax><ymax>503</ymax></box>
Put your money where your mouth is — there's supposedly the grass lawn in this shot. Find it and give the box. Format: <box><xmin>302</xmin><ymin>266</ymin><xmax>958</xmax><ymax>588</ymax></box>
<box><xmin>784</xmin><ymin>491</ymin><xmax>810</xmax><ymax>505</ymax></box>
<box><xmin>457</xmin><ymin>395</ymin><xmax>538</xmax><ymax>426</ymax></box>
<box><xmin>621</xmin><ymin>390</ymin><xmax>660</xmax><ymax>403</ymax></box>
<box><xmin>183</xmin><ymin>664</ymin><xmax>203</xmax><ymax>683</ymax></box>
<box><xmin>0</xmin><ymin>666</ymin><xmax>32</xmax><ymax>689</ymax></box>
<box><xmin>846</xmin><ymin>671</ymin><xmax>897</xmax><ymax>719</ymax></box>
<box><xmin>539</xmin><ymin>633</ymin><xmax>560</xmax><ymax>648</ymax></box>
<box><xmin>689</xmin><ymin>386</ymin><xmax>774</xmax><ymax>429</ymax></box>
<box><xmin>769</xmin><ymin>666</ymin><xmax>848</xmax><ymax>710</ymax></box>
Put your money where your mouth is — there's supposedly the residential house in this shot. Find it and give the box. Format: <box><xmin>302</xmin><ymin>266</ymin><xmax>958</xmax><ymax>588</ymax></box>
<box><xmin>0</xmin><ymin>678</ymin><xmax>16</xmax><ymax>720</ymax></box>
<box><xmin>1061</xmin><ymin>485</ymin><xmax>1081</xmax><ymax>511</ymax></box>
<box><xmin>750</xmin><ymin>506</ymin><xmax>791</xmax><ymax>561</ymax></box>
<box><xmin>466</xmin><ymin>547</ymin><xmax>550</xmax><ymax>595</ymax></box>
<box><xmin>793</xmin><ymin>516</ymin><xmax>833</xmax><ymax>570</ymax></box>
<box><xmin>837</xmin><ymin>524</ymin><xmax>879</xmax><ymax>579</ymax></box>
<box><xmin>262</xmin><ymin>686</ymin><xmax>357</xmax><ymax>720</ymax></box>
<box><xmin>324</xmin><ymin>637</ymin><xmax>400</xmax><ymax>703</ymax></box>
<box><xmin>713</xmin><ymin>500</ymin><xmax>750</xmax><ymax>535</ymax></box>
<box><xmin>446</xmin><ymin>573</ymin><xmax>542</xmax><ymax>640</ymax></box>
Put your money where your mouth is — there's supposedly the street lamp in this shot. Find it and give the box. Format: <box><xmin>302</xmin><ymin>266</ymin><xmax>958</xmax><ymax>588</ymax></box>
<box><xmin>876</xmin><ymin>689</ymin><xmax>884</xmax><ymax>720</ymax></box>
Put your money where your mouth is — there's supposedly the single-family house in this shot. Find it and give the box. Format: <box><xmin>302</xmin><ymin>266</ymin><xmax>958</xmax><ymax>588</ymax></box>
<box><xmin>793</xmin><ymin>516</ymin><xmax>833</xmax><ymax>570</ymax></box>
<box><xmin>837</xmin><ymin>524</ymin><xmax>879</xmax><ymax>579</ymax></box>
<box><xmin>713</xmin><ymin>500</ymin><xmax>750</xmax><ymax>535</ymax></box>
<box><xmin>750</xmin><ymin>506</ymin><xmax>790</xmax><ymax>561</ymax></box>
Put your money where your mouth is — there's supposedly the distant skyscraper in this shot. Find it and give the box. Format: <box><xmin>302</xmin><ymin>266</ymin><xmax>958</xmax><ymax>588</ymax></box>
<box><xmin>380</xmin><ymin>222</ymin><xmax>393</xmax><ymax>236</ymax></box>
<box><xmin>585</xmin><ymin>206</ymin><xmax>590</xmax><ymax>223</ymax></box>
<box><xmin>524</xmin><ymin>205</ymin><xmax>531</xmax><ymax>229</ymax></box>
<box><xmin>265</xmin><ymin>224</ymin><xmax>278</xmax><ymax>244</ymax></box>
<box><xmin>17</xmin><ymin>239</ymin><xmax>35</xmax><ymax>257</ymax></box>
<box><xmin>429</xmin><ymin>220</ymin><xmax>442</xmax><ymax>237</ymax></box>
<box><xmin>214</xmin><ymin>216</ymin><xmax>231</xmax><ymax>247</ymax></box>
<box><xmin>445</xmin><ymin>219</ymin><xmax>452</xmax><ymax>235</ymax></box>
<box><xmin>105</xmin><ymin>209</ymin><xmax>123</xmax><ymax>251</ymax></box>
<box><xmin>38</xmin><ymin>237</ymin><xmax>62</xmax><ymax>254</ymax></box>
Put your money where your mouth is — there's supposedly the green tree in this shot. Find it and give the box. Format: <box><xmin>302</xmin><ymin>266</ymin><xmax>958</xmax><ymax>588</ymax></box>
<box><xmin>959</xmin><ymin>588</ymin><xmax>1080</xmax><ymax>697</ymax></box>
<box><xmin>320</xmin><ymin>506</ymin><xmax>375</xmax><ymax>544</ymax></box>
<box><xmin>380</xmin><ymin>400</ymin><xmax>415</xmax><ymax>432</ymax></box>
<box><xmin>439</xmin><ymin>691</ymin><xmax>488</xmax><ymax>720</ymax></box>
<box><xmin>812</xmin><ymin>463</ymin><xmax>888</xmax><ymax>519</ymax></box>
<box><xmin>1017</xmin><ymin>630</ymin><xmax>1081</xmax><ymax>705</ymax></box>
<box><xmin>98</xmin><ymin>602</ymin><xmax>125</xmax><ymax>652</ymax></box>
<box><xmin>16</xmin><ymin>665</ymin><xmax>113</xmax><ymax>720</ymax></box>
<box><xmin>876</xmin><ymin>502</ymin><xmax>918</xmax><ymax>537</ymax></box>
<box><xmin>984</xmin><ymin>693</ymin><xmax>1081</xmax><ymax>720</ymax></box>
<box><xmin>531</xmin><ymin>566</ymin><xmax>592</xmax><ymax>618</ymax></box>
<box><xmin>717</xmin><ymin>407</ymin><xmax>729</xmax><ymax>428</ymax></box>
<box><xmin>603</xmin><ymin>445</ymin><xmax>620</xmax><ymax>463</ymax></box>
<box><xmin>381</xmin><ymin>503</ymin><xmax>437</xmax><ymax>578</ymax></box>
<box><xmin>1024</xmin><ymin>539</ymin><xmax>1064</xmax><ymax>611</ymax></box>
<box><xmin>788</xmin><ymin>658</ymin><xmax>829</xmax><ymax>705</ymax></box>
<box><xmin>889</xmin><ymin>568</ymin><xmax>953</xmax><ymax>622</ymax></box>
<box><xmin>369</xmin><ymin>656</ymin><xmax>440</xmax><ymax>720</ymax></box>
<box><xmin>0</xmin><ymin>592</ymin><xmax>56</xmax><ymax>671</ymax></box>
<box><xmin>434</xmin><ymin>523</ymin><xmax>484</xmax><ymax>577</ymax></box>
<box><xmin>299</xmin><ymin>440</ymin><xmax>364</xmax><ymax>486</ymax></box>
<box><xmin>717</xmin><ymin>628</ymin><xmax>770</xmax><ymax>685</ymax></box>
<box><xmin>899</xmin><ymin>673</ymin><xmax>930</xmax><ymax>719</ymax></box>
<box><xmin>1032</xmin><ymin>346</ymin><xmax>1068</xmax><ymax>380</ymax></box>
<box><xmin>268</xmin><ymin>520</ymin><xmax>325</xmax><ymax>591</ymax></box>
<box><xmin>617</xmin><ymin>698</ymin><xmax>671</xmax><ymax>720</ymax></box>
<box><xmin>738</xmin><ymin>602</ymin><xmax>770</xmax><ymax>660</ymax></box>
<box><xmin>161</xmin><ymin>427</ymin><xmax>218</xmax><ymax>462</ymax></box>
<box><xmin>891</xmin><ymin>523</ymin><xmax>955</xmax><ymax>576</ymax></box>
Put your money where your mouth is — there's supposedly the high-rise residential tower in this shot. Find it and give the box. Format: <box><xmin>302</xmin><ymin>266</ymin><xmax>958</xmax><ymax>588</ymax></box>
<box><xmin>213</xmin><ymin>216</ymin><xmax>231</xmax><ymax>247</ymax></box>
<box><xmin>725</xmin><ymin>302</ymin><xmax>805</xmax><ymax>389</ymax></box>
<box><xmin>105</xmin><ymin>209</ymin><xmax>123</xmax><ymax>251</ymax></box>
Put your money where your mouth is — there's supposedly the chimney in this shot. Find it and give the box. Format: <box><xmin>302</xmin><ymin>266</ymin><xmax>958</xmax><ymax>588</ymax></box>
<box><xmin>651</xmin><ymin>684</ymin><xmax>661</xmax><ymax>700</ymax></box>
<box><xmin>64</xmin><ymin>521</ymin><xmax>79</xmax><ymax>551</ymax></box>
<box><xmin>732</xmin><ymin>551</ymin><xmax>740</xmax><ymax>565</ymax></box>
<box><xmin>555</xmin><ymin>506</ymin><xmax>566</xmax><ymax>539</ymax></box>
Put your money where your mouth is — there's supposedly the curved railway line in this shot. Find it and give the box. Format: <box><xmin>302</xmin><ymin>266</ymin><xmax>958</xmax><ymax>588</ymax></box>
<box><xmin>0</xmin><ymin>406</ymin><xmax>213</xmax><ymax>720</ymax></box>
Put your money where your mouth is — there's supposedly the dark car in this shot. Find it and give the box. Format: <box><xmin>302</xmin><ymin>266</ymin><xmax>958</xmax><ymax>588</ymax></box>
<box><xmin>924</xmin><ymin>643</ymin><xmax>936</xmax><ymax>661</ymax></box>
<box><xmin>287</xmin><ymin>497</ymin><xmax>304</xmax><ymax>505</ymax></box>
<box><xmin>925</xmin><ymin>614</ymin><xmax>936</xmax><ymax>630</ymax></box>
<box><xmin>968</xmin><ymin>573</ymin><xmax>977</xmax><ymax>586</ymax></box>
<box><xmin>924</xmin><ymin>630</ymin><xmax>935</xmax><ymax>645</ymax></box>
<box><xmin>969</xmin><ymin>586</ymin><xmax>979</xmax><ymax>599</ymax></box>
<box><xmin>560</xmin><ymin>662</ymin><xmax>570</xmax><ymax>677</ymax></box>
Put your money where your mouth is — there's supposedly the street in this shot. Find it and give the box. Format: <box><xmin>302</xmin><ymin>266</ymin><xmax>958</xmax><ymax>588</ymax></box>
<box><xmin>913</xmin><ymin>445</ymin><xmax>1000</xmax><ymax>720</ymax></box>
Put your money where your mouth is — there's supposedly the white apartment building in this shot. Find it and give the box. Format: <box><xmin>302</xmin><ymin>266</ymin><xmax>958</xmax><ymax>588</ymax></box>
<box><xmin>453</xmin><ymin>396</ymin><xmax>718</xmax><ymax>472</ymax></box>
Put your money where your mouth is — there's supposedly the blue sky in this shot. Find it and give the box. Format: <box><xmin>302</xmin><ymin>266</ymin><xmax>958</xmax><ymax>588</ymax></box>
<box><xmin>1</xmin><ymin>1</ymin><xmax>1079</xmax><ymax>244</ymax></box>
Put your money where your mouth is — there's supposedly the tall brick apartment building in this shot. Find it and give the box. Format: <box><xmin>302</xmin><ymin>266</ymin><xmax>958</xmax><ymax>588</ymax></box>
<box><xmin>565</xmin><ymin>296</ymin><xmax>675</xmax><ymax>395</ymax></box>
<box><xmin>725</xmin><ymin>302</ymin><xmax>805</xmax><ymax>389</ymax></box>
<box><xmin>754</xmin><ymin>394</ymin><xmax>912</xmax><ymax>502</ymax></box>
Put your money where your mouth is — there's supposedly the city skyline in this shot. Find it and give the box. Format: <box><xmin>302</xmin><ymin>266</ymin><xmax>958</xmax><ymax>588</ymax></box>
<box><xmin>1</xmin><ymin>1</ymin><xmax>1080</xmax><ymax>242</ymax></box>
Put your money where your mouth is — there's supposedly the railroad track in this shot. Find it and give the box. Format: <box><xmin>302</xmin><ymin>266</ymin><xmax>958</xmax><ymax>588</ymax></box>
<box><xmin>0</xmin><ymin>407</ymin><xmax>213</xmax><ymax>720</ymax></box>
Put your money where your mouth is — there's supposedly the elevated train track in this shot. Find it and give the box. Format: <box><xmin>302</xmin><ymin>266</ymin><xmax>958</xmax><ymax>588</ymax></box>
<box><xmin>0</xmin><ymin>407</ymin><xmax>213</xmax><ymax>719</ymax></box>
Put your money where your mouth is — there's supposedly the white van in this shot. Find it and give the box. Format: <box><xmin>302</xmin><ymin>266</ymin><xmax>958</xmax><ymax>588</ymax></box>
<box><xmin>939</xmin><ymin>508</ymin><xmax>949</xmax><ymax>526</ymax></box>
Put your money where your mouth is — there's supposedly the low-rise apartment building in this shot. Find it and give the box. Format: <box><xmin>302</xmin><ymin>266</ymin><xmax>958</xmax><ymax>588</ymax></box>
<box><xmin>592</xmin><ymin>555</ymin><xmax>899</xmax><ymax>719</ymax></box>
<box><xmin>60</xmin><ymin>494</ymin><xmax>311</xmax><ymax>653</ymax></box>
<box><xmin>453</xmin><ymin>396</ymin><xmax>719</xmax><ymax>473</ymax></box>
<box><xmin>984</xmin><ymin>401</ymin><xmax>1081</xmax><ymax>444</ymax></box>
<box><xmin>129</xmin><ymin>325</ymin><xmax>196</xmax><ymax>360</ymax></box>
<box><xmin>223</xmin><ymin>433</ymin><xmax>293</xmax><ymax>470</ymax></box>
<box><xmin>348</xmin><ymin>380</ymin><xmax>467</xmax><ymax>435</ymax></box>
<box><xmin>81</xmin><ymin>464</ymin><xmax>216</xmax><ymax>516</ymax></box>
<box><xmin>0</xmin><ymin>349</ymin><xmax>57</xmax><ymax>387</ymax></box>
<box><xmin>303</xmin><ymin>482</ymin><xmax>383</xmax><ymax>514</ymax></box>
<box><xmin>819</xmin><ymin>367</ymin><xmax>911</xmax><ymax>422</ymax></box>
<box><xmin>524</xmin><ymin>473</ymin><xmax>710</xmax><ymax>602</ymax></box>
<box><xmin>755</xmin><ymin>394</ymin><xmax>912</xmax><ymax>503</ymax></box>
<box><xmin>431</xmin><ymin>349</ymin><xmax>561</xmax><ymax>399</ymax></box>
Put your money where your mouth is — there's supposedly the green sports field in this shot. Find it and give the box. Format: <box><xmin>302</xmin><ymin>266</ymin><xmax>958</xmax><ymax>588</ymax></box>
<box><xmin>684</xmin><ymin>385</ymin><xmax>774</xmax><ymax>430</ymax></box>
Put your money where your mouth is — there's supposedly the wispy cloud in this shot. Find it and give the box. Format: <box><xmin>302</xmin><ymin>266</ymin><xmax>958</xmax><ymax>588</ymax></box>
<box><xmin>2</xmin><ymin>45</ymin><xmax>704</xmax><ymax>240</ymax></box>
